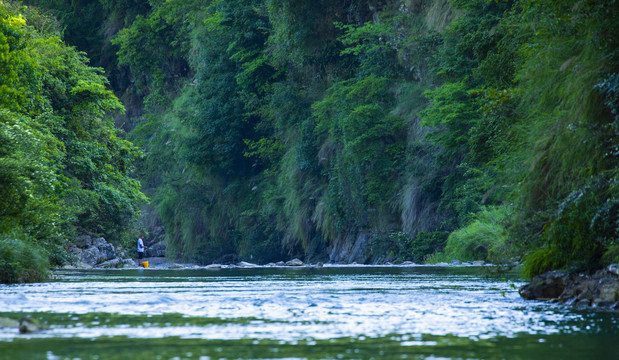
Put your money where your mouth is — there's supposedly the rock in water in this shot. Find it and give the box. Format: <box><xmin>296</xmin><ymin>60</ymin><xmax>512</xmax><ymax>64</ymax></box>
<box><xmin>520</xmin><ymin>268</ymin><xmax>618</xmax><ymax>307</ymax></box>
<box><xmin>237</xmin><ymin>261</ymin><xmax>258</xmax><ymax>267</ymax></box>
<box><xmin>19</xmin><ymin>318</ymin><xmax>47</xmax><ymax>333</ymax></box>
<box><xmin>285</xmin><ymin>258</ymin><xmax>304</xmax><ymax>266</ymax></box>
<box><xmin>0</xmin><ymin>317</ymin><xmax>19</xmax><ymax>329</ymax></box>
<box><xmin>519</xmin><ymin>271</ymin><xmax>567</xmax><ymax>300</ymax></box>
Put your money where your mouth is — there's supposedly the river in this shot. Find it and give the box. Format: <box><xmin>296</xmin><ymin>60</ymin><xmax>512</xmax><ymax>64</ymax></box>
<box><xmin>0</xmin><ymin>266</ymin><xmax>617</xmax><ymax>359</ymax></box>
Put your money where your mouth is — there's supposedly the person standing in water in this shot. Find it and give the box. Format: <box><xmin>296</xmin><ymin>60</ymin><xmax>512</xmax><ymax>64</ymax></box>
<box><xmin>137</xmin><ymin>235</ymin><xmax>147</xmax><ymax>266</ymax></box>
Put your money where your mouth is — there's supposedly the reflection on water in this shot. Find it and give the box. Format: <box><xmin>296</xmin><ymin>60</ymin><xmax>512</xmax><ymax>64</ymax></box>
<box><xmin>0</xmin><ymin>266</ymin><xmax>617</xmax><ymax>359</ymax></box>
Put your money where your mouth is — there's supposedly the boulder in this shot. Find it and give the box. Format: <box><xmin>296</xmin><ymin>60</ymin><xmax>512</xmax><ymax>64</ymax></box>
<box><xmin>81</xmin><ymin>246</ymin><xmax>100</xmax><ymax>266</ymax></box>
<box><xmin>559</xmin><ymin>269</ymin><xmax>619</xmax><ymax>306</ymax></box>
<box><xmin>519</xmin><ymin>271</ymin><xmax>567</xmax><ymax>300</ymax></box>
<box><xmin>68</xmin><ymin>235</ymin><xmax>138</xmax><ymax>268</ymax></box>
<box><xmin>96</xmin><ymin>258</ymin><xmax>134</xmax><ymax>269</ymax></box>
<box><xmin>450</xmin><ymin>260</ymin><xmax>461</xmax><ymax>265</ymax></box>
<box><xmin>608</xmin><ymin>263</ymin><xmax>619</xmax><ymax>276</ymax></box>
<box><xmin>67</xmin><ymin>245</ymin><xmax>83</xmax><ymax>261</ymax></box>
<box><xmin>95</xmin><ymin>258</ymin><xmax>121</xmax><ymax>268</ymax></box>
<box><xmin>285</xmin><ymin>258</ymin><xmax>304</xmax><ymax>266</ymax></box>
<box><xmin>92</xmin><ymin>237</ymin><xmax>107</xmax><ymax>248</ymax></box>
<box><xmin>519</xmin><ymin>268</ymin><xmax>619</xmax><ymax>308</ymax></box>
<box><xmin>98</xmin><ymin>242</ymin><xmax>116</xmax><ymax>262</ymax></box>
<box><xmin>472</xmin><ymin>260</ymin><xmax>485</xmax><ymax>266</ymax></box>
<box><xmin>595</xmin><ymin>280</ymin><xmax>619</xmax><ymax>305</ymax></box>
<box><xmin>76</xmin><ymin>235</ymin><xmax>92</xmax><ymax>248</ymax></box>
<box><xmin>122</xmin><ymin>259</ymin><xmax>137</xmax><ymax>267</ymax></box>
<box><xmin>19</xmin><ymin>318</ymin><xmax>47</xmax><ymax>334</ymax></box>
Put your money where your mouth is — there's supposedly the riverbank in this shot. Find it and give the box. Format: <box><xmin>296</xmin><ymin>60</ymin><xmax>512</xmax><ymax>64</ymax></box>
<box><xmin>61</xmin><ymin>257</ymin><xmax>500</xmax><ymax>270</ymax></box>
<box><xmin>519</xmin><ymin>265</ymin><xmax>619</xmax><ymax>308</ymax></box>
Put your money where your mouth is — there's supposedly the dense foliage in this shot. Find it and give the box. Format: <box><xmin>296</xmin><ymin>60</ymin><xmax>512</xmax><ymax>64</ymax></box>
<box><xmin>0</xmin><ymin>1</ymin><xmax>145</xmax><ymax>282</ymax></box>
<box><xmin>11</xmin><ymin>0</ymin><xmax>619</xmax><ymax>277</ymax></box>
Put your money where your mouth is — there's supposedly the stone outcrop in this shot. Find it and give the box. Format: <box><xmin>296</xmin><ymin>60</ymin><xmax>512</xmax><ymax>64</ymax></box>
<box><xmin>519</xmin><ymin>265</ymin><xmax>619</xmax><ymax>307</ymax></box>
<box><xmin>66</xmin><ymin>235</ymin><xmax>134</xmax><ymax>268</ymax></box>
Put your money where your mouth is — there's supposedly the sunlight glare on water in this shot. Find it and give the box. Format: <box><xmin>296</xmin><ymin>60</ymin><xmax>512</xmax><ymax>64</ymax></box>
<box><xmin>0</xmin><ymin>267</ymin><xmax>583</xmax><ymax>340</ymax></box>
<box><xmin>0</xmin><ymin>266</ymin><xmax>617</xmax><ymax>359</ymax></box>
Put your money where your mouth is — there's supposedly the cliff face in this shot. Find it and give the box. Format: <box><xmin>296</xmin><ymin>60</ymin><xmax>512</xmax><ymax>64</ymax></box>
<box><xmin>27</xmin><ymin>0</ymin><xmax>616</xmax><ymax>270</ymax></box>
<box><xmin>327</xmin><ymin>233</ymin><xmax>371</xmax><ymax>264</ymax></box>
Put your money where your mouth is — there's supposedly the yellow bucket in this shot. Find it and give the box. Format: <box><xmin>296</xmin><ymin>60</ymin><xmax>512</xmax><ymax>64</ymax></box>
<box><xmin>142</xmin><ymin>261</ymin><xmax>149</xmax><ymax>268</ymax></box>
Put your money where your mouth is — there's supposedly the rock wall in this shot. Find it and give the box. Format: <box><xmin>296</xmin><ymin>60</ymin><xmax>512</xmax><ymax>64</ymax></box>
<box><xmin>327</xmin><ymin>232</ymin><xmax>371</xmax><ymax>264</ymax></box>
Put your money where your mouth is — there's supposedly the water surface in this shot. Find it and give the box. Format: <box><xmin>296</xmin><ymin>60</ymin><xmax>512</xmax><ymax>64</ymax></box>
<box><xmin>0</xmin><ymin>266</ymin><xmax>616</xmax><ymax>359</ymax></box>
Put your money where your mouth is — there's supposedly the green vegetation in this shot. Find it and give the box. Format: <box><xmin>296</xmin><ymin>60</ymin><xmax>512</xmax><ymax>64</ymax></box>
<box><xmin>0</xmin><ymin>1</ymin><xmax>145</xmax><ymax>283</ymax></box>
<box><xmin>3</xmin><ymin>0</ymin><xmax>617</xmax><ymax>279</ymax></box>
<box><xmin>0</xmin><ymin>235</ymin><xmax>49</xmax><ymax>283</ymax></box>
<box><xmin>427</xmin><ymin>206</ymin><xmax>511</xmax><ymax>264</ymax></box>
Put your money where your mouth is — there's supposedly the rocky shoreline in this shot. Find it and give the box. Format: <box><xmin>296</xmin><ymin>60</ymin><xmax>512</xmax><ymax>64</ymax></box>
<box><xmin>62</xmin><ymin>234</ymin><xmax>168</xmax><ymax>269</ymax></box>
<box><xmin>56</xmin><ymin>239</ymin><xmax>619</xmax><ymax>309</ymax></box>
<box><xmin>61</xmin><ymin>234</ymin><xmax>499</xmax><ymax>270</ymax></box>
<box><xmin>519</xmin><ymin>264</ymin><xmax>619</xmax><ymax>308</ymax></box>
<box><xmin>59</xmin><ymin>246</ymin><xmax>496</xmax><ymax>271</ymax></box>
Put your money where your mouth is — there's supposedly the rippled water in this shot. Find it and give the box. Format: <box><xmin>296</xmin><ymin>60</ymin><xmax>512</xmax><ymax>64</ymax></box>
<box><xmin>0</xmin><ymin>266</ymin><xmax>617</xmax><ymax>359</ymax></box>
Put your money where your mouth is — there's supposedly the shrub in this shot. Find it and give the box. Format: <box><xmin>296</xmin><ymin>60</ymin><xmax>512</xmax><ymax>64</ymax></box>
<box><xmin>431</xmin><ymin>206</ymin><xmax>511</xmax><ymax>263</ymax></box>
<box><xmin>405</xmin><ymin>231</ymin><xmax>448</xmax><ymax>263</ymax></box>
<box><xmin>0</xmin><ymin>236</ymin><xmax>49</xmax><ymax>284</ymax></box>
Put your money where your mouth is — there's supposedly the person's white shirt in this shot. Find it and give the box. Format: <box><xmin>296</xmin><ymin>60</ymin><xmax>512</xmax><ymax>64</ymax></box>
<box><xmin>137</xmin><ymin>237</ymin><xmax>145</xmax><ymax>252</ymax></box>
